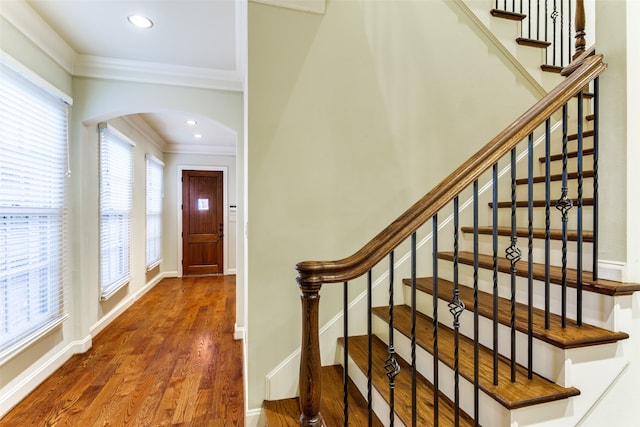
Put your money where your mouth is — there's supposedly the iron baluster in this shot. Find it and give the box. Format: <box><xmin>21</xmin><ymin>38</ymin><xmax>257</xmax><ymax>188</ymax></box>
<box><xmin>492</xmin><ymin>164</ymin><xmax>499</xmax><ymax>386</ymax></box>
<box><xmin>473</xmin><ymin>181</ymin><xmax>480</xmax><ymax>425</ymax></box>
<box><xmin>385</xmin><ymin>251</ymin><xmax>400</xmax><ymax>425</ymax></box>
<box><xmin>545</xmin><ymin>119</ymin><xmax>552</xmax><ymax>329</ymax></box>
<box><xmin>560</xmin><ymin>0</ymin><xmax>564</xmax><ymax>67</ymax></box>
<box><xmin>450</xmin><ymin>196</ymin><xmax>464</xmax><ymax>425</ymax></box>
<box><xmin>552</xmin><ymin>0</ymin><xmax>558</xmax><ymax>66</ymax></box>
<box><xmin>411</xmin><ymin>232</ymin><xmax>417</xmax><ymax>427</ymax></box>
<box><xmin>506</xmin><ymin>147</ymin><xmax>521</xmax><ymax>383</ymax></box>
<box><xmin>577</xmin><ymin>91</ymin><xmax>584</xmax><ymax>326</ymax></box>
<box><xmin>593</xmin><ymin>77</ymin><xmax>600</xmax><ymax>281</ymax></box>
<box><xmin>527</xmin><ymin>133</ymin><xmax>534</xmax><ymax>380</ymax></box>
<box><xmin>568</xmin><ymin>0</ymin><xmax>573</xmax><ymax>65</ymax></box>
<box><xmin>367</xmin><ymin>270</ymin><xmax>373</xmax><ymax>427</ymax></box>
<box><xmin>343</xmin><ymin>281</ymin><xmax>349</xmax><ymax>426</ymax></box>
<box><xmin>432</xmin><ymin>215</ymin><xmax>440</xmax><ymax>426</ymax></box>
<box><xmin>556</xmin><ymin>104</ymin><xmax>573</xmax><ymax>328</ymax></box>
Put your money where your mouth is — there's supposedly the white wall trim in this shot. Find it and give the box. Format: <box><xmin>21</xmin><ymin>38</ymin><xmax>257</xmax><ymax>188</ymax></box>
<box><xmin>176</xmin><ymin>165</ymin><xmax>230</xmax><ymax>277</ymax></box>
<box><xmin>0</xmin><ymin>335</ymin><xmax>91</xmax><ymax>418</ymax></box>
<box><xmin>250</xmin><ymin>0</ymin><xmax>326</xmax><ymax>15</ymax></box>
<box><xmin>0</xmin><ymin>0</ymin><xmax>76</xmax><ymax>73</ymax></box>
<box><xmin>234</xmin><ymin>324</ymin><xmax>246</xmax><ymax>341</ymax></box>
<box><xmin>164</xmin><ymin>143</ymin><xmax>236</xmax><ymax>156</ymax></box>
<box><xmin>245</xmin><ymin>407</ymin><xmax>264</xmax><ymax>427</ymax></box>
<box><xmin>597</xmin><ymin>260</ymin><xmax>627</xmax><ymax>283</ymax></box>
<box><xmin>452</xmin><ymin>0</ymin><xmax>547</xmax><ymax>98</ymax></box>
<box><xmin>73</xmin><ymin>55</ymin><xmax>244</xmax><ymax>92</ymax></box>
<box><xmin>90</xmin><ymin>272</ymin><xmax>168</xmax><ymax>337</ymax></box>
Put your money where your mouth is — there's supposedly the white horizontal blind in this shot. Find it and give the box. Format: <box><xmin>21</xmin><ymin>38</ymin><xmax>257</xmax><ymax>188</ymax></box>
<box><xmin>99</xmin><ymin>124</ymin><xmax>133</xmax><ymax>299</ymax></box>
<box><xmin>0</xmin><ymin>60</ymin><xmax>68</xmax><ymax>359</ymax></box>
<box><xmin>146</xmin><ymin>155</ymin><xmax>163</xmax><ymax>270</ymax></box>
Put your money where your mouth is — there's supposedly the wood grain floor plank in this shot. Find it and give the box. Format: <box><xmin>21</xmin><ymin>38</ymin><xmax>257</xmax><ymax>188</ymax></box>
<box><xmin>1</xmin><ymin>275</ymin><xmax>243</xmax><ymax>426</ymax></box>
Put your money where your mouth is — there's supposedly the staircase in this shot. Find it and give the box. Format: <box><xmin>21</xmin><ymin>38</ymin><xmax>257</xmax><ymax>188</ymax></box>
<box><xmin>263</xmin><ymin>1</ymin><xmax>640</xmax><ymax>426</ymax></box>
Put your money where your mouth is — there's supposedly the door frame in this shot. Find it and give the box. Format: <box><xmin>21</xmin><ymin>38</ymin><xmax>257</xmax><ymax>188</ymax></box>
<box><xmin>176</xmin><ymin>165</ymin><xmax>229</xmax><ymax>277</ymax></box>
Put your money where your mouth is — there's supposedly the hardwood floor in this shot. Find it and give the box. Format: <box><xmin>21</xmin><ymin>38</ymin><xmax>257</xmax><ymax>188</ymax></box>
<box><xmin>1</xmin><ymin>275</ymin><xmax>243</xmax><ymax>426</ymax></box>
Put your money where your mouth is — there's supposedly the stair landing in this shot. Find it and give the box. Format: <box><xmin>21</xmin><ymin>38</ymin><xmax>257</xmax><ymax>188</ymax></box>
<box><xmin>263</xmin><ymin>365</ymin><xmax>383</xmax><ymax>426</ymax></box>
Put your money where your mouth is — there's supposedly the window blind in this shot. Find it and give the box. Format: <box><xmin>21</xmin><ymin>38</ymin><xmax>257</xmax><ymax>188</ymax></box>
<box><xmin>0</xmin><ymin>60</ymin><xmax>68</xmax><ymax>361</ymax></box>
<box><xmin>146</xmin><ymin>154</ymin><xmax>163</xmax><ymax>270</ymax></box>
<box><xmin>99</xmin><ymin>123</ymin><xmax>133</xmax><ymax>300</ymax></box>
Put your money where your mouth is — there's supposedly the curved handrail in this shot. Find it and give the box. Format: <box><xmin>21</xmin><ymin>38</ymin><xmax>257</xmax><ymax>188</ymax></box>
<box><xmin>296</xmin><ymin>54</ymin><xmax>606</xmax><ymax>287</ymax></box>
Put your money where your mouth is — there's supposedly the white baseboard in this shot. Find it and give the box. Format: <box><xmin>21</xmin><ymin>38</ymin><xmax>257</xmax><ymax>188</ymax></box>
<box><xmin>227</xmin><ymin>268</ymin><xmax>237</xmax><ymax>275</ymax></box>
<box><xmin>0</xmin><ymin>335</ymin><xmax>91</xmax><ymax>418</ymax></box>
<box><xmin>245</xmin><ymin>407</ymin><xmax>264</xmax><ymax>427</ymax></box>
<box><xmin>89</xmin><ymin>272</ymin><xmax>168</xmax><ymax>337</ymax></box>
<box><xmin>234</xmin><ymin>324</ymin><xmax>245</xmax><ymax>341</ymax></box>
<box><xmin>598</xmin><ymin>260</ymin><xmax>627</xmax><ymax>282</ymax></box>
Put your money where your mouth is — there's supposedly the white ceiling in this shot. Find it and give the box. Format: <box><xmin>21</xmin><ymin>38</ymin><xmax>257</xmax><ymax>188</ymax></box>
<box><xmin>20</xmin><ymin>0</ymin><xmax>244</xmax><ymax>155</ymax></box>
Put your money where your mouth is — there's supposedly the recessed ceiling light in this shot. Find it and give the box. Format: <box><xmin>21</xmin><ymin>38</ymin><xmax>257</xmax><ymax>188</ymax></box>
<box><xmin>194</xmin><ymin>134</ymin><xmax>203</xmax><ymax>139</ymax></box>
<box><xmin>127</xmin><ymin>15</ymin><xmax>153</xmax><ymax>29</ymax></box>
<box><xmin>186</xmin><ymin>120</ymin><xmax>197</xmax><ymax>126</ymax></box>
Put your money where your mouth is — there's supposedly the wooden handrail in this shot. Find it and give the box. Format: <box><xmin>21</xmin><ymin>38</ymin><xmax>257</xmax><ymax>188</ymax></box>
<box><xmin>296</xmin><ymin>54</ymin><xmax>606</xmax><ymax>288</ymax></box>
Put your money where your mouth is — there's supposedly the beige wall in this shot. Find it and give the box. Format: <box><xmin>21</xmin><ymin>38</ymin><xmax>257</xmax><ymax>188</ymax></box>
<box><xmin>247</xmin><ymin>0</ymin><xmax>544</xmax><ymax>410</ymax></box>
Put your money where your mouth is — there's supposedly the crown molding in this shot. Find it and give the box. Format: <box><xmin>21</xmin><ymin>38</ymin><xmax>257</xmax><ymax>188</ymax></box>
<box><xmin>73</xmin><ymin>55</ymin><xmax>244</xmax><ymax>92</ymax></box>
<box><xmin>0</xmin><ymin>0</ymin><xmax>76</xmax><ymax>73</ymax></box>
<box><xmin>164</xmin><ymin>143</ymin><xmax>236</xmax><ymax>156</ymax></box>
<box><xmin>121</xmin><ymin>115</ymin><xmax>167</xmax><ymax>153</ymax></box>
<box><xmin>250</xmin><ymin>0</ymin><xmax>326</xmax><ymax>14</ymax></box>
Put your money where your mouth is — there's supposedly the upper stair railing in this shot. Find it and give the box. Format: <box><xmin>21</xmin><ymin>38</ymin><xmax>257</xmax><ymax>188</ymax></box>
<box><xmin>491</xmin><ymin>0</ymin><xmax>587</xmax><ymax>71</ymax></box>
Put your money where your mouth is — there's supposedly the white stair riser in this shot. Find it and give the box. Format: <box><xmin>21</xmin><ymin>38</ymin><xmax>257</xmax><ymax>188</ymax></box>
<box><xmin>372</xmin><ymin>315</ymin><xmax>511</xmax><ymax>427</ymax></box>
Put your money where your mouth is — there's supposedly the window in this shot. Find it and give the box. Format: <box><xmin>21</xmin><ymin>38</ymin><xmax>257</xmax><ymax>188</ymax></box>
<box><xmin>146</xmin><ymin>155</ymin><xmax>163</xmax><ymax>270</ymax></box>
<box><xmin>0</xmin><ymin>59</ymin><xmax>69</xmax><ymax>361</ymax></box>
<box><xmin>99</xmin><ymin>123</ymin><xmax>133</xmax><ymax>299</ymax></box>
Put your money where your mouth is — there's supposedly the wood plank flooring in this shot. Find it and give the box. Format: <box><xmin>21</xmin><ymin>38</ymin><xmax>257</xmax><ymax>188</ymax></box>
<box><xmin>1</xmin><ymin>275</ymin><xmax>243</xmax><ymax>427</ymax></box>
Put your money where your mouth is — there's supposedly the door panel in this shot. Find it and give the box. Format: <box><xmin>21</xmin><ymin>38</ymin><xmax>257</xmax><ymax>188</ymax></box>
<box><xmin>182</xmin><ymin>170</ymin><xmax>223</xmax><ymax>275</ymax></box>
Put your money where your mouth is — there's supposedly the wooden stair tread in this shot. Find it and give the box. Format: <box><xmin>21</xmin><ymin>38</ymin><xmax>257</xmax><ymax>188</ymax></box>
<box><xmin>515</xmin><ymin>169</ymin><xmax>594</xmax><ymax>185</ymax></box>
<box><xmin>461</xmin><ymin>226</ymin><xmax>593</xmax><ymax>242</ymax></box>
<box><xmin>438</xmin><ymin>251</ymin><xmax>640</xmax><ymax>296</ymax></box>
<box><xmin>489</xmin><ymin>198</ymin><xmax>593</xmax><ymax>208</ymax></box>
<box><xmin>401</xmin><ymin>277</ymin><xmax>629</xmax><ymax>348</ymax></box>
<box><xmin>372</xmin><ymin>305</ymin><xmax>580</xmax><ymax>409</ymax></box>
<box><xmin>568</xmin><ymin>129</ymin><xmax>594</xmax><ymax>141</ymax></box>
<box><xmin>338</xmin><ymin>335</ymin><xmax>474</xmax><ymax>426</ymax></box>
<box><xmin>490</xmin><ymin>9</ymin><xmax>526</xmax><ymax>20</ymax></box>
<box><xmin>263</xmin><ymin>365</ymin><xmax>383</xmax><ymax>426</ymax></box>
<box><xmin>539</xmin><ymin>148</ymin><xmax>594</xmax><ymax>162</ymax></box>
<box><xmin>516</xmin><ymin>38</ymin><xmax>551</xmax><ymax>48</ymax></box>
<box><xmin>541</xmin><ymin>64</ymin><xmax>563</xmax><ymax>74</ymax></box>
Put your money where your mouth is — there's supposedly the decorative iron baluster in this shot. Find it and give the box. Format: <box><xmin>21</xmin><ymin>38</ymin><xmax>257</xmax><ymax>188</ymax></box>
<box><xmin>593</xmin><ymin>77</ymin><xmax>600</xmax><ymax>281</ymax></box>
<box><xmin>432</xmin><ymin>215</ymin><xmax>440</xmax><ymax>426</ymax></box>
<box><xmin>527</xmin><ymin>133</ymin><xmax>534</xmax><ymax>380</ymax></box>
<box><xmin>450</xmin><ymin>196</ymin><xmax>464</xmax><ymax>425</ymax></box>
<box><xmin>411</xmin><ymin>232</ymin><xmax>417</xmax><ymax>427</ymax></box>
<box><xmin>343</xmin><ymin>281</ymin><xmax>349</xmax><ymax>426</ymax></box>
<box><xmin>551</xmin><ymin>0</ymin><xmax>558</xmax><ymax>67</ymax></box>
<box><xmin>473</xmin><ymin>181</ymin><xmax>480</xmax><ymax>425</ymax></box>
<box><xmin>544</xmin><ymin>118</ymin><xmax>552</xmax><ymax>329</ymax></box>
<box><xmin>367</xmin><ymin>270</ymin><xmax>373</xmax><ymax>427</ymax></box>
<box><xmin>567</xmin><ymin>0</ymin><xmax>573</xmax><ymax>65</ymax></box>
<box><xmin>576</xmin><ymin>91</ymin><xmax>584</xmax><ymax>326</ymax></box>
<box><xmin>556</xmin><ymin>104</ymin><xmax>573</xmax><ymax>328</ymax></box>
<box><xmin>506</xmin><ymin>147</ymin><xmax>521</xmax><ymax>382</ymax></box>
<box><xmin>560</xmin><ymin>0</ymin><xmax>564</xmax><ymax>67</ymax></box>
<box><xmin>492</xmin><ymin>164</ymin><xmax>499</xmax><ymax>386</ymax></box>
<box><xmin>385</xmin><ymin>251</ymin><xmax>400</xmax><ymax>425</ymax></box>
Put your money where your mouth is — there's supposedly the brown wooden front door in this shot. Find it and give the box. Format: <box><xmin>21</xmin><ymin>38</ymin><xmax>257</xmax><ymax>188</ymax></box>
<box><xmin>182</xmin><ymin>170</ymin><xmax>224</xmax><ymax>275</ymax></box>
